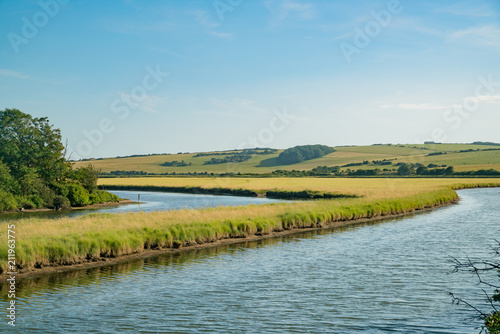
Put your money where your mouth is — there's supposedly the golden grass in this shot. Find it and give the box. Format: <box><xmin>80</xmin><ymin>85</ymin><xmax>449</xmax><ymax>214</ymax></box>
<box><xmin>1</xmin><ymin>178</ymin><xmax>499</xmax><ymax>274</ymax></box>
<box><xmin>99</xmin><ymin>177</ymin><xmax>500</xmax><ymax>199</ymax></box>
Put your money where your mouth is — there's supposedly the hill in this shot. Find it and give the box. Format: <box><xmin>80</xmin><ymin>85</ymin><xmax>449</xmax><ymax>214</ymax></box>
<box><xmin>72</xmin><ymin>143</ymin><xmax>500</xmax><ymax>175</ymax></box>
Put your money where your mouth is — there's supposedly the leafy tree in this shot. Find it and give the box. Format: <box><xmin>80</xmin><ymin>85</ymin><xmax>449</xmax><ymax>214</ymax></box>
<box><xmin>0</xmin><ymin>161</ymin><xmax>19</xmax><ymax>194</ymax></box>
<box><xmin>0</xmin><ymin>109</ymin><xmax>117</xmax><ymax>211</ymax></box>
<box><xmin>277</xmin><ymin>145</ymin><xmax>334</xmax><ymax>165</ymax></box>
<box><xmin>416</xmin><ymin>166</ymin><xmax>428</xmax><ymax>175</ymax></box>
<box><xmin>74</xmin><ymin>164</ymin><xmax>100</xmax><ymax>193</ymax></box>
<box><xmin>397</xmin><ymin>163</ymin><xmax>414</xmax><ymax>175</ymax></box>
<box><xmin>0</xmin><ymin>108</ymin><xmax>71</xmax><ymax>182</ymax></box>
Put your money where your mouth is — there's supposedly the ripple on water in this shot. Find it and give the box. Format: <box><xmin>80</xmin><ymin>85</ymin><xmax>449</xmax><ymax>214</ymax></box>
<box><xmin>1</xmin><ymin>188</ymin><xmax>499</xmax><ymax>333</ymax></box>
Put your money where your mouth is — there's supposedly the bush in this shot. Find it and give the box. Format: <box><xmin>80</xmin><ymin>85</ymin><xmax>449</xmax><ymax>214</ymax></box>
<box><xmin>49</xmin><ymin>181</ymin><xmax>70</xmax><ymax>197</ymax></box>
<box><xmin>67</xmin><ymin>183</ymin><xmax>90</xmax><ymax>207</ymax></box>
<box><xmin>89</xmin><ymin>190</ymin><xmax>120</xmax><ymax>204</ymax></box>
<box><xmin>38</xmin><ymin>184</ymin><xmax>56</xmax><ymax>207</ymax></box>
<box><xmin>53</xmin><ymin>195</ymin><xmax>71</xmax><ymax>210</ymax></box>
<box><xmin>29</xmin><ymin>195</ymin><xmax>44</xmax><ymax>208</ymax></box>
<box><xmin>0</xmin><ymin>190</ymin><xmax>18</xmax><ymax>211</ymax></box>
<box><xmin>19</xmin><ymin>197</ymin><xmax>36</xmax><ymax>210</ymax></box>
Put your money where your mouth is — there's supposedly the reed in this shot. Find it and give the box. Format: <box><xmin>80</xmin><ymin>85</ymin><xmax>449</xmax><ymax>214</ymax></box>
<box><xmin>1</xmin><ymin>179</ymin><xmax>498</xmax><ymax>274</ymax></box>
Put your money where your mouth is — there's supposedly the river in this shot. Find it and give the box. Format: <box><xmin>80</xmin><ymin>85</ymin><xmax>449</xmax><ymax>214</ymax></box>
<box><xmin>0</xmin><ymin>190</ymin><xmax>285</xmax><ymax>221</ymax></box>
<box><xmin>1</xmin><ymin>188</ymin><xmax>499</xmax><ymax>333</ymax></box>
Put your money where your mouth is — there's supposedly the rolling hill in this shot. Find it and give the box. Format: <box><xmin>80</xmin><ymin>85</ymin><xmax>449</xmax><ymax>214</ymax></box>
<box><xmin>73</xmin><ymin>143</ymin><xmax>500</xmax><ymax>175</ymax></box>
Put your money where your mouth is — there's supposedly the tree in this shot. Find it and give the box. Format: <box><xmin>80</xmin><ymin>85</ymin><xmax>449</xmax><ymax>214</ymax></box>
<box><xmin>0</xmin><ymin>108</ymin><xmax>70</xmax><ymax>182</ymax></box>
<box><xmin>397</xmin><ymin>163</ymin><xmax>414</xmax><ymax>176</ymax></box>
<box><xmin>416</xmin><ymin>166</ymin><xmax>428</xmax><ymax>175</ymax></box>
<box><xmin>74</xmin><ymin>164</ymin><xmax>100</xmax><ymax>193</ymax></box>
<box><xmin>445</xmin><ymin>166</ymin><xmax>455</xmax><ymax>175</ymax></box>
<box><xmin>276</xmin><ymin>145</ymin><xmax>335</xmax><ymax>165</ymax></box>
<box><xmin>450</xmin><ymin>241</ymin><xmax>500</xmax><ymax>333</ymax></box>
<box><xmin>0</xmin><ymin>109</ymin><xmax>117</xmax><ymax>211</ymax></box>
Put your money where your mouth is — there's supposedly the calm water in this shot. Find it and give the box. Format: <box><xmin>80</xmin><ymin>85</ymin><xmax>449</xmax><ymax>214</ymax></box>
<box><xmin>0</xmin><ymin>190</ymin><xmax>284</xmax><ymax>221</ymax></box>
<box><xmin>1</xmin><ymin>188</ymin><xmax>500</xmax><ymax>333</ymax></box>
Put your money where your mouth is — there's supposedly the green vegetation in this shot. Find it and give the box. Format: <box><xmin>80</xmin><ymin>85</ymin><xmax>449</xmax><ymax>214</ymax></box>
<box><xmin>265</xmin><ymin>189</ymin><xmax>356</xmax><ymax>200</ymax></box>
<box><xmin>100</xmin><ymin>185</ymin><xmax>259</xmax><ymax>197</ymax></box>
<box><xmin>73</xmin><ymin>143</ymin><xmax>500</xmax><ymax>175</ymax></box>
<box><xmin>163</xmin><ymin>160</ymin><xmax>192</xmax><ymax>167</ymax></box>
<box><xmin>277</xmin><ymin>144</ymin><xmax>335</xmax><ymax>165</ymax></box>
<box><xmin>204</xmin><ymin>154</ymin><xmax>252</xmax><ymax>165</ymax></box>
<box><xmin>194</xmin><ymin>148</ymin><xmax>278</xmax><ymax>157</ymax></box>
<box><xmin>2</xmin><ymin>178</ymin><xmax>500</xmax><ymax>275</ymax></box>
<box><xmin>0</xmin><ymin>109</ymin><xmax>119</xmax><ymax>212</ymax></box>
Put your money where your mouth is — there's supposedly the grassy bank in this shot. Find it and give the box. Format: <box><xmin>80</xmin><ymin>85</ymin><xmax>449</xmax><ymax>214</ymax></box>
<box><xmin>100</xmin><ymin>184</ymin><xmax>357</xmax><ymax>200</ymax></box>
<box><xmin>1</xmin><ymin>178</ymin><xmax>499</xmax><ymax>276</ymax></box>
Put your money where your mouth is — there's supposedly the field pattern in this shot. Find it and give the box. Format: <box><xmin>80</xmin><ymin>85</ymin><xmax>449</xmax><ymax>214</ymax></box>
<box><xmin>74</xmin><ymin>144</ymin><xmax>500</xmax><ymax>174</ymax></box>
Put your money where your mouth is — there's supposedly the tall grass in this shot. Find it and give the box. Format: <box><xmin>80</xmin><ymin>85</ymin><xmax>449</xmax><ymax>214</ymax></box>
<box><xmin>1</xmin><ymin>180</ymin><xmax>498</xmax><ymax>274</ymax></box>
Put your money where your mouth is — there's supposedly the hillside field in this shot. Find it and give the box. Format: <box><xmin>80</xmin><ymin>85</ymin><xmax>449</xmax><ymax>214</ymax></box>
<box><xmin>74</xmin><ymin>143</ymin><xmax>500</xmax><ymax>175</ymax></box>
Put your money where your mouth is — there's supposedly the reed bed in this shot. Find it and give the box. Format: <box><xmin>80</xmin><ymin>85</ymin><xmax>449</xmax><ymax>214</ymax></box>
<box><xmin>1</xmin><ymin>179</ymin><xmax>499</xmax><ymax>274</ymax></box>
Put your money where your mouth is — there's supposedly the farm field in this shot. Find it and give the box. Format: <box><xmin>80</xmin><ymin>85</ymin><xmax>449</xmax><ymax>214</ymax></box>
<box><xmin>74</xmin><ymin>143</ymin><xmax>500</xmax><ymax>175</ymax></box>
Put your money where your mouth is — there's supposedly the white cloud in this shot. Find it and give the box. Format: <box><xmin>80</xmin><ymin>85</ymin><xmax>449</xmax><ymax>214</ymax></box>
<box><xmin>436</xmin><ymin>3</ymin><xmax>497</xmax><ymax>17</ymax></box>
<box><xmin>0</xmin><ymin>69</ymin><xmax>31</xmax><ymax>80</ymax></box>
<box><xmin>379</xmin><ymin>103</ymin><xmax>449</xmax><ymax>111</ymax></box>
<box><xmin>265</xmin><ymin>0</ymin><xmax>316</xmax><ymax>24</ymax></box>
<box><xmin>469</xmin><ymin>95</ymin><xmax>500</xmax><ymax>102</ymax></box>
<box><xmin>380</xmin><ymin>95</ymin><xmax>500</xmax><ymax>111</ymax></box>
<box><xmin>448</xmin><ymin>25</ymin><xmax>500</xmax><ymax>49</ymax></box>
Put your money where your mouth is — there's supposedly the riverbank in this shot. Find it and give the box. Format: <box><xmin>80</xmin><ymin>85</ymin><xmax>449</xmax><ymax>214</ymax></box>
<box><xmin>1</xmin><ymin>179</ymin><xmax>499</xmax><ymax>280</ymax></box>
<box><xmin>4</xmin><ymin>199</ymin><xmax>458</xmax><ymax>281</ymax></box>
<box><xmin>0</xmin><ymin>199</ymin><xmax>134</xmax><ymax>215</ymax></box>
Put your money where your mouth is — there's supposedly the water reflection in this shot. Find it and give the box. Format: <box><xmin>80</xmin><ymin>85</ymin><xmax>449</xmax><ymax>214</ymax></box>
<box><xmin>0</xmin><ymin>188</ymin><xmax>498</xmax><ymax>333</ymax></box>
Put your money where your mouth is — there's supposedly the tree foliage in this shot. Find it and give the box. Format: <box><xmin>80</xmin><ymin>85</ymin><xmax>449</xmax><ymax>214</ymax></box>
<box><xmin>277</xmin><ymin>145</ymin><xmax>335</xmax><ymax>165</ymax></box>
<box><xmin>0</xmin><ymin>109</ymin><xmax>118</xmax><ymax>211</ymax></box>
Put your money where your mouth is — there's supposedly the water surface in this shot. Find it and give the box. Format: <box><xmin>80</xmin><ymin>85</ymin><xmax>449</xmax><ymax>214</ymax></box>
<box><xmin>0</xmin><ymin>190</ymin><xmax>284</xmax><ymax>221</ymax></box>
<box><xmin>1</xmin><ymin>188</ymin><xmax>499</xmax><ymax>333</ymax></box>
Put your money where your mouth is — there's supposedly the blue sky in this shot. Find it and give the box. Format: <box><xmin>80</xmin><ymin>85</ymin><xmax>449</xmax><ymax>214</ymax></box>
<box><xmin>1</xmin><ymin>0</ymin><xmax>499</xmax><ymax>159</ymax></box>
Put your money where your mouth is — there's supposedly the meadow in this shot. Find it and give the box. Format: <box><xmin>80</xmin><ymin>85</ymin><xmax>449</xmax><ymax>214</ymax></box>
<box><xmin>1</xmin><ymin>178</ymin><xmax>499</xmax><ymax>276</ymax></box>
<box><xmin>73</xmin><ymin>143</ymin><xmax>500</xmax><ymax>174</ymax></box>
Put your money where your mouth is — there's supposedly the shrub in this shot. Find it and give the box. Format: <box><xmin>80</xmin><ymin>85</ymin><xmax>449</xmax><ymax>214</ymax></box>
<box><xmin>0</xmin><ymin>190</ymin><xmax>18</xmax><ymax>211</ymax></box>
<box><xmin>29</xmin><ymin>195</ymin><xmax>44</xmax><ymax>208</ymax></box>
<box><xmin>53</xmin><ymin>195</ymin><xmax>71</xmax><ymax>210</ymax></box>
<box><xmin>89</xmin><ymin>190</ymin><xmax>120</xmax><ymax>204</ymax></box>
<box><xmin>38</xmin><ymin>184</ymin><xmax>56</xmax><ymax>207</ymax></box>
<box><xmin>67</xmin><ymin>183</ymin><xmax>90</xmax><ymax>207</ymax></box>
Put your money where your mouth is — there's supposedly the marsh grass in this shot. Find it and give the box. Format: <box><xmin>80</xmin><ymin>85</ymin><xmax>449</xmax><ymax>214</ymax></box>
<box><xmin>1</xmin><ymin>178</ymin><xmax>499</xmax><ymax>274</ymax></box>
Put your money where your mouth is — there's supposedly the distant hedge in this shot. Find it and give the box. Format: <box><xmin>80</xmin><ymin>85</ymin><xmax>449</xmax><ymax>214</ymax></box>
<box><xmin>277</xmin><ymin>145</ymin><xmax>335</xmax><ymax>165</ymax></box>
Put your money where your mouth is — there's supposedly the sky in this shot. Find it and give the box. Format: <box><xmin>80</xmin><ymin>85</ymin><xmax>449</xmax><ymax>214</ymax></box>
<box><xmin>1</xmin><ymin>0</ymin><xmax>499</xmax><ymax>159</ymax></box>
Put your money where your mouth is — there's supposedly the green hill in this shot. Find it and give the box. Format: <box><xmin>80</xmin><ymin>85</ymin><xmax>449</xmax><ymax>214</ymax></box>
<box><xmin>73</xmin><ymin>143</ymin><xmax>500</xmax><ymax>175</ymax></box>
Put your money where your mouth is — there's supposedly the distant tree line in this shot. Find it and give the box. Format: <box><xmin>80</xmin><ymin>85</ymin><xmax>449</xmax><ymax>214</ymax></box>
<box><xmin>204</xmin><ymin>154</ymin><xmax>252</xmax><ymax>165</ymax></box>
<box><xmin>342</xmin><ymin>159</ymin><xmax>394</xmax><ymax>167</ymax></box>
<box><xmin>276</xmin><ymin>145</ymin><xmax>335</xmax><ymax>165</ymax></box>
<box><xmin>163</xmin><ymin>160</ymin><xmax>191</xmax><ymax>167</ymax></box>
<box><xmin>0</xmin><ymin>109</ymin><xmax>119</xmax><ymax>212</ymax></box>
<box><xmin>193</xmin><ymin>148</ymin><xmax>278</xmax><ymax>158</ymax></box>
<box><xmin>100</xmin><ymin>165</ymin><xmax>500</xmax><ymax>178</ymax></box>
<box><xmin>472</xmin><ymin>141</ymin><xmax>500</xmax><ymax>146</ymax></box>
